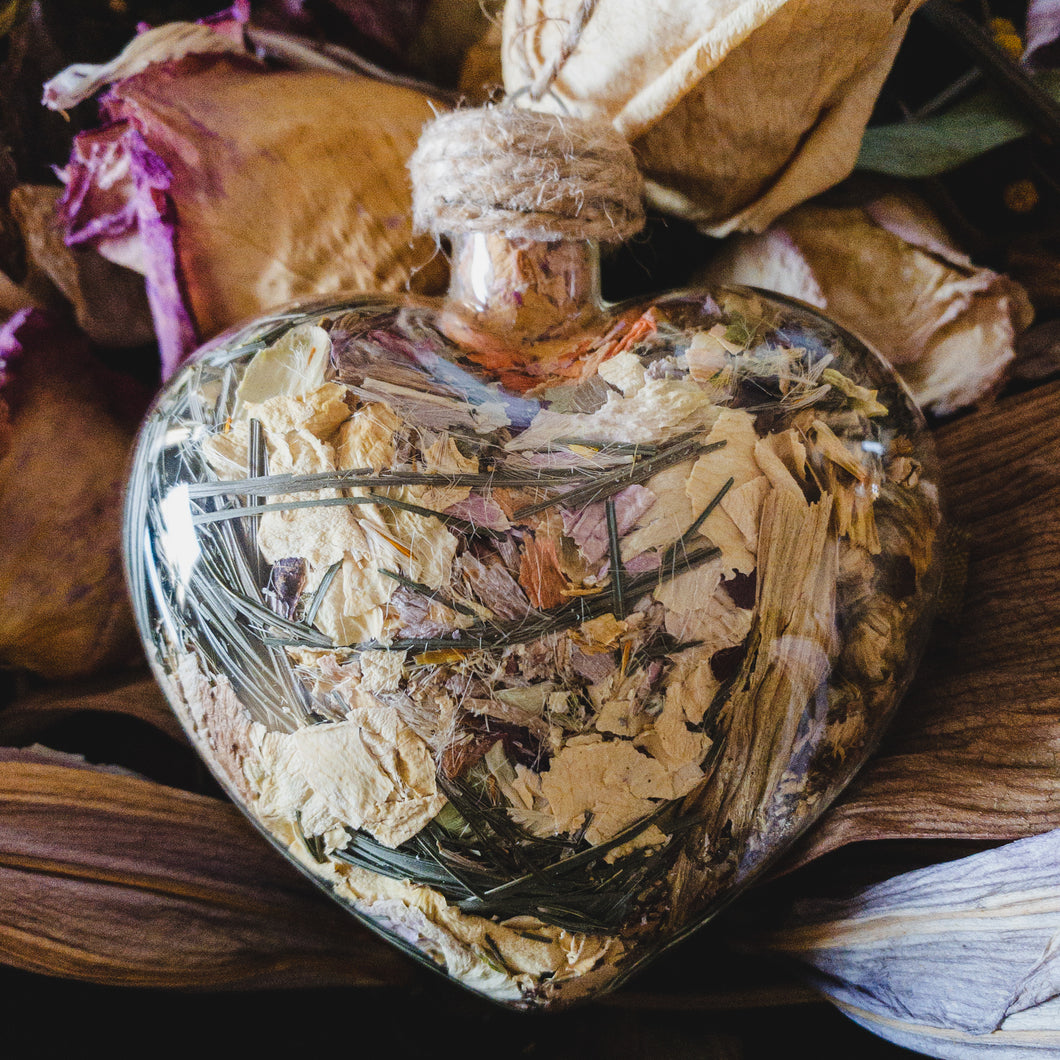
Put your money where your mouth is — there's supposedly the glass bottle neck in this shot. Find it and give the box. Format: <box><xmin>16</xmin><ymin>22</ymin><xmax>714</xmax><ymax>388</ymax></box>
<box><xmin>446</xmin><ymin>231</ymin><xmax>604</xmax><ymax>344</ymax></box>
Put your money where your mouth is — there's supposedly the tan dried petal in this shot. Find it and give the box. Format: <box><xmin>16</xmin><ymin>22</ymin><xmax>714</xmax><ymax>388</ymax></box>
<box><xmin>0</xmin><ymin>317</ymin><xmax>143</xmax><ymax>679</ymax></box>
<box><xmin>699</xmin><ymin>193</ymin><xmax>1034</xmax><ymax>414</ymax></box>
<box><xmin>502</xmin><ymin>0</ymin><xmax>924</xmax><ymax>234</ymax></box>
<box><xmin>537</xmin><ymin>735</ymin><xmax>697</xmax><ymax>843</ymax></box>
<box><xmin>8</xmin><ymin>185</ymin><xmax>154</xmax><ymax>347</ymax></box>
<box><xmin>101</xmin><ymin>57</ymin><xmax>448</xmax><ymax>344</ymax></box>
<box><xmin>253</xmin><ymin>706</ymin><xmax>446</xmax><ymax>848</ymax></box>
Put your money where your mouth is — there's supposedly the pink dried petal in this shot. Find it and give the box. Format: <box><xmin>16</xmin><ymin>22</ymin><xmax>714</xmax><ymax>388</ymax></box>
<box><xmin>54</xmin><ymin>51</ymin><xmax>445</xmax><ymax>378</ymax></box>
<box><xmin>443</xmin><ymin>494</ymin><xmax>511</xmax><ymax>532</ymax></box>
<box><xmin>58</xmin><ymin>122</ymin><xmax>197</xmax><ymax>378</ymax></box>
<box><xmin>456</xmin><ymin>553</ymin><xmax>530</xmax><ymax>621</ymax></box>
<box><xmin>563</xmin><ymin>484</ymin><xmax>656</xmax><ymax>563</ymax></box>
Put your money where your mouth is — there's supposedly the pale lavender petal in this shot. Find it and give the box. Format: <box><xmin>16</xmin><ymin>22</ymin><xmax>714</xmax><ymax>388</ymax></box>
<box><xmin>1025</xmin><ymin>0</ymin><xmax>1060</xmax><ymax>68</ymax></box>
<box><xmin>443</xmin><ymin>495</ymin><xmax>511</xmax><ymax>532</ymax></box>
<box><xmin>778</xmin><ymin>828</ymin><xmax>1060</xmax><ymax>1044</ymax></box>
<box><xmin>57</xmin><ymin>123</ymin><xmax>197</xmax><ymax>379</ymax></box>
<box><xmin>563</xmin><ymin>484</ymin><xmax>656</xmax><ymax>563</ymax></box>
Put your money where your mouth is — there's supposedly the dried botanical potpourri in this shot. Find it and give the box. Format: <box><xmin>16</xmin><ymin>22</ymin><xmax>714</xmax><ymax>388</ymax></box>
<box><xmin>124</xmin><ymin>107</ymin><xmax>942</xmax><ymax>1009</ymax></box>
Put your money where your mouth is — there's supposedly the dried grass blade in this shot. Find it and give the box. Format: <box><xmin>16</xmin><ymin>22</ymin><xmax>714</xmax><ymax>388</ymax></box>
<box><xmin>512</xmin><ymin>437</ymin><xmax>725</xmax><ymax>519</ymax></box>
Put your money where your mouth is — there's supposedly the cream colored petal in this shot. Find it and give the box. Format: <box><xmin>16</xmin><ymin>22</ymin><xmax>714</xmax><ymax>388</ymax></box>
<box><xmin>235</xmin><ymin>324</ymin><xmax>332</xmax><ymax>409</ymax></box>
<box><xmin>596</xmin><ymin>349</ymin><xmax>647</xmax><ymax>395</ymax></box>
<box><xmin>661</xmin><ymin>589</ymin><xmax>754</xmax><ymax>654</ymax></box>
<box><xmin>311</xmin><ymin>555</ymin><xmax>393</xmax><ymax>646</ymax></box>
<box><xmin>254</xmin><ymin>704</ymin><xmax>443</xmax><ymax>848</ymax></box>
<box><xmin>754</xmin><ymin>435</ymin><xmax>806</xmax><ymax>503</ymax></box>
<box><xmin>698</xmin><ymin>193</ymin><xmax>1033</xmax><ymax>413</ymax></box>
<box><xmin>721</xmin><ymin>475</ymin><xmax>770</xmax><ymax>552</ymax></box>
<box><xmin>335</xmin><ymin>402</ymin><xmax>402</xmax><ymax>471</ymax></box>
<box><xmin>503</xmin><ymin>0</ymin><xmax>922</xmax><ymax>233</ymax></box>
<box><xmin>536</xmin><ymin>736</ymin><xmax>669</xmax><ymax>843</ymax></box>
<box><xmin>243</xmin><ymin>382</ymin><xmax>349</xmax><ymax>439</ymax></box>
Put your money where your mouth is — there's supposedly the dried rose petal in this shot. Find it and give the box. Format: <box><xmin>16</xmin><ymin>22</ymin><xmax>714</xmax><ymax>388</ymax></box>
<box><xmin>697</xmin><ymin>192</ymin><xmax>1034</xmax><ymax>415</ymax></box>
<box><xmin>502</xmin><ymin>0</ymin><xmax>925</xmax><ymax>235</ymax></box>
<box><xmin>51</xmin><ymin>46</ymin><xmax>446</xmax><ymax>378</ymax></box>
<box><xmin>0</xmin><ymin>308</ymin><xmax>146</xmax><ymax>678</ymax></box>
<box><xmin>8</xmin><ymin>184</ymin><xmax>154</xmax><ymax>348</ymax></box>
<box><xmin>41</xmin><ymin>11</ymin><xmax>250</xmax><ymax>111</ymax></box>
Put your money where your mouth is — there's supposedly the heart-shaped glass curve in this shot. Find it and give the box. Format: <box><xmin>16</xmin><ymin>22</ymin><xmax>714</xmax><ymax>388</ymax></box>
<box><xmin>123</xmin><ymin>234</ymin><xmax>942</xmax><ymax>1010</ymax></box>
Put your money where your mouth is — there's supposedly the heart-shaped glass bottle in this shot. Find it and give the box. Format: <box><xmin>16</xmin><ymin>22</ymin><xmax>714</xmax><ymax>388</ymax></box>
<box><xmin>123</xmin><ymin>107</ymin><xmax>942</xmax><ymax>1010</ymax></box>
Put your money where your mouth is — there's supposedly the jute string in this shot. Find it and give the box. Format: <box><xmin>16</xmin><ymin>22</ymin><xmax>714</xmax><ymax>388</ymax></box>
<box><xmin>408</xmin><ymin>105</ymin><xmax>645</xmax><ymax>244</ymax></box>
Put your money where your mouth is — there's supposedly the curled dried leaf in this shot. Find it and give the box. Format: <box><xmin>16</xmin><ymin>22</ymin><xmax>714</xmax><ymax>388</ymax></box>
<box><xmin>51</xmin><ymin>46</ymin><xmax>447</xmax><ymax>377</ymax></box>
<box><xmin>502</xmin><ymin>0</ymin><xmax>926</xmax><ymax>234</ymax></box>
<box><xmin>698</xmin><ymin>192</ymin><xmax>1034</xmax><ymax>414</ymax></box>
<box><xmin>0</xmin><ymin>748</ymin><xmax>408</xmax><ymax>989</ymax></box>
<box><xmin>765</xmin><ymin>828</ymin><xmax>1060</xmax><ymax>1056</ymax></box>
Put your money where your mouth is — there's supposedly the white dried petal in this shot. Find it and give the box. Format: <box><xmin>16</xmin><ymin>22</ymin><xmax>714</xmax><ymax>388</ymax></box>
<box><xmin>769</xmin><ymin>829</ymin><xmax>1060</xmax><ymax>1054</ymax></box>
<box><xmin>502</xmin><ymin>0</ymin><xmax>921</xmax><ymax>234</ymax></box>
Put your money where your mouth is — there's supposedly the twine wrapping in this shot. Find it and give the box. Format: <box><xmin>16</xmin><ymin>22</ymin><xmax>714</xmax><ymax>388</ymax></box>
<box><xmin>409</xmin><ymin>105</ymin><xmax>645</xmax><ymax>243</ymax></box>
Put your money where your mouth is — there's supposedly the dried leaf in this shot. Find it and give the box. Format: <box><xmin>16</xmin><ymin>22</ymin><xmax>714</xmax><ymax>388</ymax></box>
<box><xmin>0</xmin><ymin>309</ymin><xmax>145</xmax><ymax>678</ymax></box>
<box><xmin>41</xmin><ymin>16</ymin><xmax>250</xmax><ymax>111</ymax></box>
<box><xmin>765</xmin><ymin>828</ymin><xmax>1060</xmax><ymax>1056</ymax></box>
<box><xmin>698</xmin><ymin>191</ymin><xmax>1034</xmax><ymax>414</ymax></box>
<box><xmin>856</xmin><ymin>72</ymin><xmax>1060</xmax><ymax>178</ymax></box>
<box><xmin>0</xmin><ymin>671</ymin><xmax>184</xmax><ymax>744</ymax></box>
<box><xmin>502</xmin><ymin>0</ymin><xmax>926</xmax><ymax>234</ymax></box>
<box><xmin>788</xmin><ymin>378</ymin><xmax>1060</xmax><ymax>868</ymax></box>
<box><xmin>519</xmin><ymin>532</ymin><xmax>568</xmax><ymax>610</ymax></box>
<box><xmin>0</xmin><ymin>747</ymin><xmax>409</xmax><ymax>988</ymax></box>
<box><xmin>52</xmin><ymin>48</ymin><xmax>447</xmax><ymax>376</ymax></box>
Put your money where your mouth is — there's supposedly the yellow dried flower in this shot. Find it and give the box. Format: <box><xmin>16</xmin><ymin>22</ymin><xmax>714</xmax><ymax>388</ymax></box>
<box><xmin>989</xmin><ymin>16</ymin><xmax>1024</xmax><ymax>60</ymax></box>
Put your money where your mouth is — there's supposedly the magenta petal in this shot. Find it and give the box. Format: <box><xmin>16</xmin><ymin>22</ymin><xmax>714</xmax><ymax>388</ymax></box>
<box><xmin>58</xmin><ymin>123</ymin><xmax>197</xmax><ymax>378</ymax></box>
<box><xmin>125</xmin><ymin>133</ymin><xmax>198</xmax><ymax>379</ymax></box>
<box><xmin>0</xmin><ymin>307</ymin><xmax>35</xmax><ymax>376</ymax></box>
<box><xmin>199</xmin><ymin>1</ymin><xmax>251</xmax><ymax>37</ymax></box>
<box><xmin>57</xmin><ymin>122</ymin><xmax>140</xmax><ymax>249</ymax></box>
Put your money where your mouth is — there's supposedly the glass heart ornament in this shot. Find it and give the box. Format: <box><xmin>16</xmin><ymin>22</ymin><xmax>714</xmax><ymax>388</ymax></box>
<box><xmin>123</xmin><ymin>106</ymin><xmax>943</xmax><ymax>1010</ymax></box>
